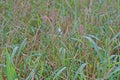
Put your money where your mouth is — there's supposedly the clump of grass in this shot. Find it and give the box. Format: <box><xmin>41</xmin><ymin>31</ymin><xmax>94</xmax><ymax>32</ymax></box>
<box><xmin>0</xmin><ymin>0</ymin><xmax>120</xmax><ymax>80</ymax></box>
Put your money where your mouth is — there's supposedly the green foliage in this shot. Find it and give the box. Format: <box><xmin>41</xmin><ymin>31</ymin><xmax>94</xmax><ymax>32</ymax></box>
<box><xmin>0</xmin><ymin>0</ymin><xmax>120</xmax><ymax>80</ymax></box>
<box><xmin>5</xmin><ymin>49</ymin><xmax>17</xmax><ymax>80</ymax></box>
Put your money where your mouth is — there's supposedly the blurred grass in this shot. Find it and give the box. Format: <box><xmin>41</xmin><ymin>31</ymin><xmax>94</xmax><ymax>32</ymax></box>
<box><xmin>0</xmin><ymin>0</ymin><xmax>120</xmax><ymax>80</ymax></box>
<box><xmin>5</xmin><ymin>49</ymin><xmax>17</xmax><ymax>80</ymax></box>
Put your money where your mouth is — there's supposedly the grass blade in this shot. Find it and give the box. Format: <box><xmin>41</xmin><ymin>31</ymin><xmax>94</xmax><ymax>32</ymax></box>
<box><xmin>73</xmin><ymin>63</ymin><xmax>87</xmax><ymax>80</ymax></box>
<box><xmin>82</xmin><ymin>35</ymin><xmax>103</xmax><ymax>62</ymax></box>
<box><xmin>6</xmin><ymin>49</ymin><xmax>17</xmax><ymax>80</ymax></box>
<box><xmin>109</xmin><ymin>32</ymin><xmax>120</xmax><ymax>44</ymax></box>
<box><xmin>11</xmin><ymin>46</ymin><xmax>19</xmax><ymax>60</ymax></box>
<box><xmin>18</xmin><ymin>38</ymin><xmax>27</xmax><ymax>55</ymax></box>
<box><xmin>53</xmin><ymin>66</ymin><xmax>66</xmax><ymax>80</ymax></box>
<box><xmin>107</xmin><ymin>66</ymin><xmax>120</xmax><ymax>79</ymax></box>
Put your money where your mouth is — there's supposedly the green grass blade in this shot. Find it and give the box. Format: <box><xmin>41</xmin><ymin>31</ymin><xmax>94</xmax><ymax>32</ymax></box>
<box><xmin>109</xmin><ymin>32</ymin><xmax>120</xmax><ymax>44</ymax></box>
<box><xmin>87</xmin><ymin>34</ymin><xmax>99</xmax><ymax>41</ymax></box>
<box><xmin>73</xmin><ymin>63</ymin><xmax>87</xmax><ymax>80</ymax></box>
<box><xmin>107</xmin><ymin>66</ymin><xmax>120</xmax><ymax>79</ymax></box>
<box><xmin>82</xmin><ymin>35</ymin><xmax>103</xmax><ymax>62</ymax></box>
<box><xmin>53</xmin><ymin>66</ymin><xmax>66</xmax><ymax>80</ymax></box>
<box><xmin>6</xmin><ymin>49</ymin><xmax>17</xmax><ymax>80</ymax></box>
<box><xmin>11</xmin><ymin>46</ymin><xmax>19</xmax><ymax>60</ymax></box>
<box><xmin>26</xmin><ymin>63</ymin><xmax>40</xmax><ymax>80</ymax></box>
<box><xmin>16</xmin><ymin>38</ymin><xmax>27</xmax><ymax>64</ymax></box>
<box><xmin>18</xmin><ymin>38</ymin><xmax>27</xmax><ymax>55</ymax></box>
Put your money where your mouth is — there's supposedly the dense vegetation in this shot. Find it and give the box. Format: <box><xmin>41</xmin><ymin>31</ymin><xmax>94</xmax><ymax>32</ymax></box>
<box><xmin>0</xmin><ymin>0</ymin><xmax>120</xmax><ymax>80</ymax></box>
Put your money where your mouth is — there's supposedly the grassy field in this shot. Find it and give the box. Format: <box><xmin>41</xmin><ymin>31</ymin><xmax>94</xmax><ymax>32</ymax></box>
<box><xmin>0</xmin><ymin>0</ymin><xmax>120</xmax><ymax>80</ymax></box>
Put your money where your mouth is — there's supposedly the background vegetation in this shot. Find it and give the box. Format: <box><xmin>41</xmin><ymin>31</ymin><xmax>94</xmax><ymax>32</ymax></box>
<box><xmin>0</xmin><ymin>0</ymin><xmax>120</xmax><ymax>80</ymax></box>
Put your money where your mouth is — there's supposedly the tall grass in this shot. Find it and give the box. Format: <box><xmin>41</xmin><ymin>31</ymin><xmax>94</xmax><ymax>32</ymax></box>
<box><xmin>0</xmin><ymin>0</ymin><xmax>120</xmax><ymax>80</ymax></box>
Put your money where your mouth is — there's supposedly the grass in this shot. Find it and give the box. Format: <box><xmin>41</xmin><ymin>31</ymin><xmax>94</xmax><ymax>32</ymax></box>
<box><xmin>0</xmin><ymin>0</ymin><xmax>120</xmax><ymax>80</ymax></box>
